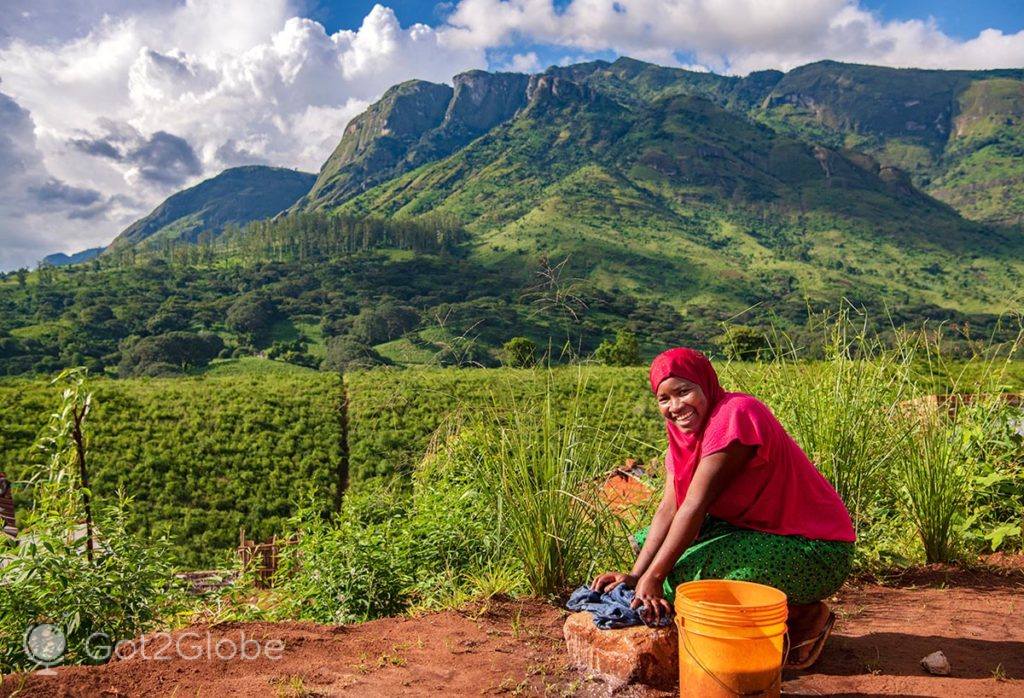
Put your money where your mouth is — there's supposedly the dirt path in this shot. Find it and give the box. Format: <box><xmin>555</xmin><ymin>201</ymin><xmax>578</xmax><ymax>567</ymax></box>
<box><xmin>3</xmin><ymin>564</ymin><xmax>1022</xmax><ymax>697</ymax></box>
<box><xmin>785</xmin><ymin>563</ymin><xmax>1024</xmax><ymax>698</ymax></box>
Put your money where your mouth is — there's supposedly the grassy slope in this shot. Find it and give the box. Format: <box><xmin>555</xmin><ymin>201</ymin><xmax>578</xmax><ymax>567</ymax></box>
<box><xmin>752</xmin><ymin>63</ymin><xmax>1024</xmax><ymax>225</ymax></box>
<box><xmin>928</xmin><ymin>78</ymin><xmax>1024</xmax><ymax>224</ymax></box>
<box><xmin>335</xmin><ymin>89</ymin><xmax>1024</xmax><ymax>319</ymax></box>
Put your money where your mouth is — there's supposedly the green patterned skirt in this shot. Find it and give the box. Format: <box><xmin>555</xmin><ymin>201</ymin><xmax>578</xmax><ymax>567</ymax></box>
<box><xmin>633</xmin><ymin>518</ymin><xmax>854</xmax><ymax>605</ymax></box>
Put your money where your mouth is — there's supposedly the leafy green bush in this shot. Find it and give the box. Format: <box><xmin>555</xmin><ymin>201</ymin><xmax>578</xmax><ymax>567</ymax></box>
<box><xmin>322</xmin><ymin>336</ymin><xmax>388</xmax><ymax>372</ymax></box>
<box><xmin>501</xmin><ymin>336</ymin><xmax>538</xmax><ymax>367</ymax></box>
<box><xmin>717</xmin><ymin>325</ymin><xmax>769</xmax><ymax>361</ymax></box>
<box><xmin>269</xmin><ymin>476</ymin><xmax>491</xmax><ymax>623</ymax></box>
<box><xmin>118</xmin><ymin>331</ymin><xmax>224</xmax><ymax>377</ymax></box>
<box><xmin>266</xmin><ymin>338</ymin><xmax>318</xmax><ymax>369</ymax></box>
<box><xmin>349</xmin><ymin>300</ymin><xmax>420</xmax><ymax>345</ymax></box>
<box><xmin>1</xmin><ymin>500</ymin><xmax>184</xmax><ymax>672</ymax></box>
<box><xmin>226</xmin><ymin>293</ymin><xmax>279</xmax><ymax>341</ymax></box>
<box><xmin>594</xmin><ymin>328</ymin><xmax>641</xmax><ymax>366</ymax></box>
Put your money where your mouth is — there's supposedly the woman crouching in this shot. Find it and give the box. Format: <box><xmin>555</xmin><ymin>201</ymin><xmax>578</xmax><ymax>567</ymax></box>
<box><xmin>592</xmin><ymin>348</ymin><xmax>855</xmax><ymax>670</ymax></box>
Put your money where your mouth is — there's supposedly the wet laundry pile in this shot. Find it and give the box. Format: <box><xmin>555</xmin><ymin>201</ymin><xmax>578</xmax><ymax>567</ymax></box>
<box><xmin>566</xmin><ymin>584</ymin><xmax>673</xmax><ymax>629</ymax></box>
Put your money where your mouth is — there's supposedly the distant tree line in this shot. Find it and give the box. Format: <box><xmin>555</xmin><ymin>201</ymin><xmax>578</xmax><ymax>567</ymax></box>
<box><xmin>100</xmin><ymin>212</ymin><xmax>468</xmax><ymax>269</ymax></box>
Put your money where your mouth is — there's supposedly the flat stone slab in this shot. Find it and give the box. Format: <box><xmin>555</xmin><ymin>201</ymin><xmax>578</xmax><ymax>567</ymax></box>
<box><xmin>563</xmin><ymin>611</ymin><xmax>678</xmax><ymax>689</ymax></box>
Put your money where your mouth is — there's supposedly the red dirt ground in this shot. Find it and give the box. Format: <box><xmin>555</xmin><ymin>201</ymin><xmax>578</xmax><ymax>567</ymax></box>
<box><xmin>3</xmin><ymin>561</ymin><xmax>1022</xmax><ymax>697</ymax></box>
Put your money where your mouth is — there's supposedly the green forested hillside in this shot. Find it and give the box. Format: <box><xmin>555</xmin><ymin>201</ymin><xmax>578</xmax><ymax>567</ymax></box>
<box><xmin>336</xmin><ymin>79</ymin><xmax>1023</xmax><ymax>321</ymax></box>
<box><xmin>3</xmin><ymin>211</ymin><xmax>707</xmax><ymax>378</ymax></box>
<box><xmin>5</xmin><ymin>57</ymin><xmax>1022</xmax><ymax>380</ymax></box>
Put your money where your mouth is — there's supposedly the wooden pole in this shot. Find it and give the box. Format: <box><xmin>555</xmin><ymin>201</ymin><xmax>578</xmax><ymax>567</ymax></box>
<box><xmin>72</xmin><ymin>403</ymin><xmax>94</xmax><ymax>564</ymax></box>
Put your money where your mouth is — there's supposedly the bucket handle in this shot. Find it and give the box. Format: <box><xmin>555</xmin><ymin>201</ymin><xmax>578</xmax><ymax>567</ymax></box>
<box><xmin>680</xmin><ymin>626</ymin><xmax>790</xmax><ymax>697</ymax></box>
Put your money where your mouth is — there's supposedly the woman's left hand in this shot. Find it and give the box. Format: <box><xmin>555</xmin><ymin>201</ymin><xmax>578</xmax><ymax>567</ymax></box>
<box><xmin>630</xmin><ymin>572</ymin><xmax>672</xmax><ymax>623</ymax></box>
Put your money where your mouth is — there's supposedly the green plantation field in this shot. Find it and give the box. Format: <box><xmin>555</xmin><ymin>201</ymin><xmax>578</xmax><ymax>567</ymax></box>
<box><xmin>1</xmin><ymin>362</ymin><xmax>668</xmax><ymax>566</ymax></box>
<box><xmin>3</xmin><ymin>354</ymin><xmax>1023</xmax><ymax>568</ymax></box>
<box><xmin>0</xmin><ymin>366</ymin><xmax>343</xmax><ymax>567</ymax></box>
<box><xmin>345</xmin><ymin>366</ymin><xmax>664</xmax><ymax>482</ymax></box>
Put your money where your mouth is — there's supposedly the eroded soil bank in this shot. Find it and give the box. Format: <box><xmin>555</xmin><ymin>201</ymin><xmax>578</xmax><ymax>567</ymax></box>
<box><xmin>3</xmin><ymin>561</ymin><xmax>1022</xmax><ymax>697</ymax></box>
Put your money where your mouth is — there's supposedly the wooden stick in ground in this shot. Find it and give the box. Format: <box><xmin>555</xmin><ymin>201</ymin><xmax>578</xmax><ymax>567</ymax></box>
<box><xmin>72</xmin><ymin>399</ymin><xmax>94</xmax><ymax>564</ymax></box>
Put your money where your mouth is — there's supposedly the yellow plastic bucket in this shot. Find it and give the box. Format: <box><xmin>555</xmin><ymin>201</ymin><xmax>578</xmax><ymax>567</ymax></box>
<box><xmin>674</xmin><ymin>580</ymin><xmax>788</xmax><ymax>698</ymax></box>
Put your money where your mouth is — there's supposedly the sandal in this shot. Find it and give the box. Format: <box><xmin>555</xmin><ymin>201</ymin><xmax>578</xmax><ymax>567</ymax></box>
<box><xmin>785</xmin><ymin>610</ymin><xmax>836</xmax><ymax>671</ymax></box>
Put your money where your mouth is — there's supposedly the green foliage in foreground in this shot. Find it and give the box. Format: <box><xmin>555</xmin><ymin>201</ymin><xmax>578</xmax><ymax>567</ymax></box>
<box><xmin>3</xmin><ymin>341</ymin><xmax>1022</xmax><ymax>573</ymax></box>
<box><xmin>0</xmin><ymin>369</ymin><xmax>342</xmax><ymax>567</ymax></box>
<box><xmin>271</xmin><ymin>373</ymin><xmax>637</xmax><ymax>623</ymax></box>
<box><xmin>1</xmin><ymin>371</ymin><xmax>185</xmax><ymax>673</ymax></box>
<box><xmin>1</xmin><ymin>320</ymin><xmax>1023</xmax><ymax>653</ymax></box>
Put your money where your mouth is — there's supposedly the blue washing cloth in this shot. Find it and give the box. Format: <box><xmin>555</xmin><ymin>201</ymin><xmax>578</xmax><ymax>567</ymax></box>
<box><xmin>567</xmin><ymin>584</ymin><xmax>673</xmax><ymax>629</ymax></box>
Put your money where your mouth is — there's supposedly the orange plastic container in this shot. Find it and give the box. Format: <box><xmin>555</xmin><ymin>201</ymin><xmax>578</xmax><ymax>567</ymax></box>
<box><xmin>674</xmin><ymin>580</ymin><xmax>788</xmax><ymax>698</ymax></box>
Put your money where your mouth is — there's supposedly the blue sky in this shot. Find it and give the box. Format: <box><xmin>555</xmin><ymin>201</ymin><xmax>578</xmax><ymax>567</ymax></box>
<box><xmin>301</xmin><ymin>0</ymin><xmax>1024</xmax><ymax>76</ymax></box>
<box><xmin>306</xmin><ymin>0</ymin><xmax>1024</xmax><ymax>40</ymax></box>
<box><xmin>2</xmin><ymin>0</ymin><xmax>1024</xmax><ymax>268</ymax></box>
<box><xmin>858</xmin><ymin>0</ymin><xmax>1023</xmax><ymax>39</ymax></box>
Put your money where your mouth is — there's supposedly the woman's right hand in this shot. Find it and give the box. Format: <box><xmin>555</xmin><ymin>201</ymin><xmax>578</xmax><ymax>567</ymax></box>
<box><xmin>590</xmin><ymin>571</ymin><xmax>638</xmax><ymax>593</ymax></box>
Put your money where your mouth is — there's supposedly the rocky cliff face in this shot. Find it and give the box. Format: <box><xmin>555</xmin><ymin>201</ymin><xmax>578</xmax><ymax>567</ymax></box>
<box><xmin>301</xmin><ymin>71</ymin><xmax>532</xmax><ymax>211</ymax></box>
<box><xmin>301</xmin><ymin>80</ymin><xmax>454</xmax><ymax>209</ymax></box>
<box><xmin>444</xmin><ymin>70</ymin><xmax>531</xmax><ymax>134</ymax></box>
<box><xmin>407</xmin><ymin>71</ymin><xmax>531</xmax><ymax>166</ymax></box>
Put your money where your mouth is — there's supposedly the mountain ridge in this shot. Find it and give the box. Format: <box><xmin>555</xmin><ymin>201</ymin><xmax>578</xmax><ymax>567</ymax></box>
<box><xmin>61</xmin><ymin>57</ymin><xmax>1024</xmax><ymax>336</ymax></box>
<box><xmin>298</xmin><ymin>56</ymin><xmax>1024</xmax><ymax>226</ymax></box>
<box><xmin>106</xmin><ymin>165</ymin><xmax>316</xmax><ymax>252</ymax></box>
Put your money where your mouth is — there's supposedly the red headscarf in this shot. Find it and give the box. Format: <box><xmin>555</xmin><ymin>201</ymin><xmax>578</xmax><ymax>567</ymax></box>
<box><xmin>649</xmin><ymin>348</ymin><xmax>726</xmax><ymax>489</ymax></box>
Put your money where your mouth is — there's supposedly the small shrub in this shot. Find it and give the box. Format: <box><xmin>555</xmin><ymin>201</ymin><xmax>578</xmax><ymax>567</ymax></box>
<box><xmin>594</xmin><ymin>328</ymin><xmax>641</xmax><ymax>366</ymax></box>
<box><xmin>322</xmin><ymin>336</ymin><xmax>387</xmax><ymax>372</ymax></box>
<box><xmin>717</xmin><ymin>325</ymin><xmax>769</xmax><ymax>361</ymax></box>
<box><xmin>502</xmin><ymin>337</ymin><xmax>538</xmax><ymax>368</ymax></box>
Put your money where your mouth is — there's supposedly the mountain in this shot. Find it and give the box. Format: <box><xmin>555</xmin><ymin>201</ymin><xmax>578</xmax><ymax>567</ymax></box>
<box><xmin>297</xmin><ymin>71</ymin><xmax>532</xmax><ymax>211</ymax></box>
<box><xmin>299</xmin><ymin>58</ymin><xmax>1024</xmax><ymax>228</ymax></box>
<box><xmin>754</xmin><ymin>61</ymin><xmax>1024</xmax><ymax>225</ymax></box>
<box><xmin>107</xmin><ymin>166</ymin><xmax>316</xmax><ymax>252</ymax></box>
<box><xmin>25</xmin><ymin>56</ymin><xmax>1014</xmax><ymax>375</ymax></box>
<box><xmin>42</xmin><ymin>246</ymin><xmax>103</xmax><ymax>267</ymax></box>
<box><xmin>537</xmin><ymin>58</ymin><xmax>1024</xmax><ymax>225</ymax></box>
<box><xmin>326</xmin><ymin>70</ymin><xmax>1020</xmax><ymax>320</ymax></box>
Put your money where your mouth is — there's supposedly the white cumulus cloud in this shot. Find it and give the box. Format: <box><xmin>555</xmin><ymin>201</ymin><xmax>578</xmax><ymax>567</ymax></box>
<box><xmin>0</xmin><ymin>1</ymin><xmax>484</xmax><ymax>269</ymax></box>
<box><xmin>443</xmin><ymin>0</ymin><xmax>1024</xmax><ymax>73</ymax></box>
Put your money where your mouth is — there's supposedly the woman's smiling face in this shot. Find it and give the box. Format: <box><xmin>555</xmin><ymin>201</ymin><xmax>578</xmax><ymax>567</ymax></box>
<box><xmin>656</xmin><ymin>376</ymin><xmax>708</xmax><ymax>433</ymax></box>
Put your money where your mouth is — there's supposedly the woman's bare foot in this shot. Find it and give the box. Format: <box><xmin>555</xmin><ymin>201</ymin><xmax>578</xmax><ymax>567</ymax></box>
<box><xmin>786</xmin><ymin>601</ymin><xmax>832</xmax><ymax>668</ymax></box>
